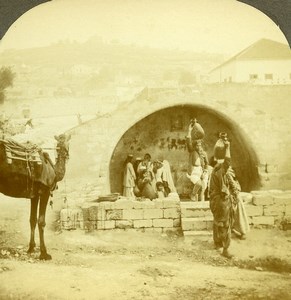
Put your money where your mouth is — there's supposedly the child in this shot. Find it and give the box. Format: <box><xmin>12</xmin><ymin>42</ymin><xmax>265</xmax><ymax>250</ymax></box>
<box><xmin>156</xmin><ymin>181</ymin><xmax>166</xmax><ymax>199</ymax></box>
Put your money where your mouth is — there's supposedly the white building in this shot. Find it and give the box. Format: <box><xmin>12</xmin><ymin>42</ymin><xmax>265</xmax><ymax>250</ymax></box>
<box><xmin>209</xmin><ymin>39</ymin><xmax>291</xmax><ymax>85</ymax></box>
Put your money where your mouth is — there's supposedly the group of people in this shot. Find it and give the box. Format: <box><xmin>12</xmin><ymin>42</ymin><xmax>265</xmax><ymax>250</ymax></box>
<box><xmin>187</xmin><ymin>121</ymin><xmax>250</xmax><ymax>258</ymax></box>
<box><xmin>123</xmin><ymin>119</ymin><xmax>249</xmax><ymax>259</ymax></box>
<box><xmin>123</xmin><ymin>153</ymin><xmax>177</xmax><ymax>200</ymax></box>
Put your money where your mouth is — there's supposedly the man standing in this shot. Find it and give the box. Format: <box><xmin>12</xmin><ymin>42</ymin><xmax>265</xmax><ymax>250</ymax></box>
<box><xmin>209</xmin><ymin>138</ymin><xmax>235</xmax><ymax>258</ymax></box>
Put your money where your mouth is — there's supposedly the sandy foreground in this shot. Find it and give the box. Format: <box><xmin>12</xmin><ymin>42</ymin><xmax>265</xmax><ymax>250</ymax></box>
<box><xmin>0</xmin><ymin>196</ymin><xmax>291</xmax><ymax>300</ymax></box>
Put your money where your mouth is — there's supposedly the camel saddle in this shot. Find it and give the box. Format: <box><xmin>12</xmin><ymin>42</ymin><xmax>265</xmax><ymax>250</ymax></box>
<box><xmin>0</xmin><ymin>139</ymin><xmax>56</xmax><ymax>191</ymax></box>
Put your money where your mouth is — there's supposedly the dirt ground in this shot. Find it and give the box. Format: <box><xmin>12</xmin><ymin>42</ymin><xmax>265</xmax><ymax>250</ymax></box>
<box><xmin>0</xmin><ymin>196</ymin><xmax>291</xmax><ymax>300</ymax></box>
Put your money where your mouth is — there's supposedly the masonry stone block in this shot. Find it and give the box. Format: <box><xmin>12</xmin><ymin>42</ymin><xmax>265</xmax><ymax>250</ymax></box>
<box><xmin>97</xmin><ymin>208</ymin><xmax>106</xmax><ymax>221</ymax></box>
<box><xmin>263</xmin><ymin>205</ymin><xmax>285</xmax><ymax>216</ymax></box>
<box><xmin>106</xmin><ymin>209</ymin><xmax>123</xmax><ymax>220</ymax></box>
<box><xmin>98</xmin><ymin>201</ymin><xmax>114</xmax><ymax>209</ymax></box>
<box><xmin>123</xmin><ymin>209</ymin><xmax>144</xmax><ymax>220</ymax></box>
<box><xmin>173</xmin><ymin>218</ymin><xmax>181</xmax><ymax>227</ymax></box>
<box><xmin>97</xmin><ymin>176</ymin><xmax>107</xmax><ymax>185</ymax></box>
<box><xmin>143</xmin><ymin>208</ymin><xmax>163</xmax><ymax>219</ymax></box>
<box><xmin>181</xmin><ymin>216</ymin><xmax>213</xmax><ymax>231</ymax></box>
<box><xmin>133</xmin><ymin>219</ymin><xmax>153</xmax><ymax>228</ymax></box>
<box><xmin>153</xmin><ymin>219</ymin><xmax>173</xmax><ymax>228</ymax></box>
<box><xmin>268</xmin><ymin>189</ymin><xmax>284</xmax><ymax>195</ymax></box>
<box><xmin>74</xmin><ymin>209</ymin><xmax>84</xmax><ymax>221</ymax></box>
<box><xmin>84</xmin><ymin>221</ymin><xmax>97</xmax><ymax>231</ymax></box>
<box><xmin>181</xmin><ymin>208</ymin><xmax>206</xmax><ymax>218</ymax></box>
<box><xmin>183</xmin><ymin>231</ymin><xmax>212</xmax><ymax>237</ymax></box>
<box><xmin>204</xmin><ymin>209</ymin><xmax>214</xmax><ymax>217</ymax></box>
<box><xmin>142</xmin><ymin>228</ymin><xmax>155</xmax><ymax>233</ymax></box>
<box><xmin>206</xmin><ymin>220</ymin><xmax>214</xmax><ymax>230</ymax></box>
<box><xmin>252</xmin><ymin>194</ymin><xmax>274</xmax><ymax>206</ymax></box>
<box><xmin>153</xmin><ymin>199</ymin><xmax>164</xmax><ymax>208</ymax></box>
<box><xmin>152</xmin><ymin>227</ymin><xmax>163</xmax><ymax>233</ymax></box>
<box><xmin>61</xmin><ymin>209</ymin><xmax>83</xmax><ymax>228</ymax></box>
<box><xmin>182</xmin><ymin>218</ymin><xmax>207</xmax><ymax>231</ymax></box>
<box><xmin>88</xmin><ymin>206</ymin><xmax>99</xmax><ymax>221</ymax></box>
<box><xmin>240</xmin><ymin>192</ymin><xmax>253</xmax><ymax>204</ymax></box>
<box><xmin>115</xmin><ymin>220</ymin><xmax>133</xmax><ymax>229</ymax></box>
<box><xmin>251</xmin><ymin>190</ymin><xmax>269</xmax><ymax>196</ymax></box>
<box><xmin>79</xmin><ymin>221</ymin><xmax>84</xmax><ymax>230</ymax></box>
<box><xmin>133</xmin><ymin>200</ymin><xmax>155</xmax><ymax>209</ymax></box>
<box><xmin>191</xmin><ymin>201</ymin><xmax>210</xmax><ymax>209</ymax></box>
<box><xmin>132</xmin><ymin>200</ymin><xmax>143</xmax><ymax>209</ymax></box>
<box><xmin>163</xmin><ymin>227</ymin><xmax>181</xmax><ymax>234</ymax></box>
<box><xmin>163</xmin><ymin>208</ymin><xmax>180</xmax><ymax>219</ymax></box>
<box><xmin>97</xmin><ymin>220</ymin><xmax>115</xmax><ymax>230</ymax></box>
<box><xmin>114</xmin><ymin>199</ymin><xmax>134</xmax><ymax>209</ymax></box>
<box><xmin>163</xmin><ymin>199</ymin><xmax>180</xmax><ymax>208</ymax></box>
<box><xmin>273</xmin><ymin>195</ymin><xmax>291</xmax><ymax>205</ymax></box>
<box><xmin>81</xmin><ymin>207</ymin><xmax>89</xmax><ymax>221</ymax></box>
<box><xmin>252</xmin><ymin>216</ymin><xmax>274</xmax><ymax>226</ymax></box>
<box><xmin>244</xmin><ymin>204</ymin><xmax>263</xmax><ymax>217</ymax></box>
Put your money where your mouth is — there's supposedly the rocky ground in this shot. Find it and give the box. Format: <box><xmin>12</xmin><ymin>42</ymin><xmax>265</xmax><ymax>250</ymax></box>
<box><xmin>0</xmin><ymin>195</ymin><xmax>291</xmax><ymax>300</ymax></box>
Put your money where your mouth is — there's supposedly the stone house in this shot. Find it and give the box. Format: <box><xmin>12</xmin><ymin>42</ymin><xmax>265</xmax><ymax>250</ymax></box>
<box><xmin>208</xmin><ymin>39</ymin><xmax>291</xmax><ymax>84</ymax></box>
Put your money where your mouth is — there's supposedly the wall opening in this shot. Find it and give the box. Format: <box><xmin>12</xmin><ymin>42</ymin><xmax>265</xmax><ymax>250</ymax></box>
<box><xmin>109</xmin><ymin>104</ymin><xmax>260</xmax><ymax>197</ymax></box>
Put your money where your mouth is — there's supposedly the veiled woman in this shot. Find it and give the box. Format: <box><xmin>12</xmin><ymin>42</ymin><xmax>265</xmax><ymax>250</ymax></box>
<box><xmin>123</xmin><ymin>154</ymin><xmax>136</xmax><ymax>197</ymax></box>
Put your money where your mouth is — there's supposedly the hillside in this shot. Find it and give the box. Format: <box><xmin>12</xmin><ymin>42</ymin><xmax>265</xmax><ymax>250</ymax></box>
<box><xmin>0</xmin><ymin>37</ymin><xmax>225</xmax><ymax>71</ymax></box>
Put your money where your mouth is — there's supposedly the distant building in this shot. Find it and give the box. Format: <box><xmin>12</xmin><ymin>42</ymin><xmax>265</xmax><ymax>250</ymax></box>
<box><xmin>208</xmin><ymin>39</ymin><xmax>291</xmax><ymax>85</ymax></box>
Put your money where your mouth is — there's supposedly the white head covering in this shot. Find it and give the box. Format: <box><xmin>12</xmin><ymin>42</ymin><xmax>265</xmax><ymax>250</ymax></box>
<box><xmin>162</xmin><ymin>160</ymin><xmax>177</xmax><ymax>193</ymax></box>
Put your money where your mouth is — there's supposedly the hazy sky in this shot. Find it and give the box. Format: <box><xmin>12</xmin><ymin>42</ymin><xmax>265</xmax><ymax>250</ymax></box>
<box><xmin>0</xmin><ymin>0</ymin><xmax>288</xmax><ymax>55</ymax></box>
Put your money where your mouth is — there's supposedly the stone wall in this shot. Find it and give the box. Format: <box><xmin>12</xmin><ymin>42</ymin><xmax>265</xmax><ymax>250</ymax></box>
<box><xmin>60</xmin><ymin>190</ymin><xmax>291</xmax><ymax>233</ymax></box>
<box><xmin>61</xmin><ymin>194</ymin><xmax>181</xmax><ymax>233</ymax></box>
<box><xmin>62</xmin><ymin>85</ymin><xmax>291</xmax><ymax>208</ymax></box>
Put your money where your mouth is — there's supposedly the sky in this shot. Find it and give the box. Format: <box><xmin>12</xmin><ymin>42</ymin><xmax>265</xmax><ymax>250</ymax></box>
<box><xmin>0</xmin><ymin>0</ymin><xmax>288</xmax><ymax>55</ymax></box>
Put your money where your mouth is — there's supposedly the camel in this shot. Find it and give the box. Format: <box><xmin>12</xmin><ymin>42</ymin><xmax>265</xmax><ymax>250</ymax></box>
<box><xmin>0</xmin><ymin>133</ymin><xmax>71</xmax><ymax>260</ymax></box>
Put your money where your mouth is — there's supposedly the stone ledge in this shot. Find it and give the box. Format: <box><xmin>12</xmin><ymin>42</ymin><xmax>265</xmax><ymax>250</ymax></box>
<box><xmin>180</xmin><ymin>201</ymin><xmax>210</xmax><ymax>209</ymax></box>
<box><xmin>183</xmin><ymin>230</ymin><xmax>212</xmax><ymax>236</ymax></box>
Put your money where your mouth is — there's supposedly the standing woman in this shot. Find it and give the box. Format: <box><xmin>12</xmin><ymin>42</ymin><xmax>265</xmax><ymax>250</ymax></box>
<box><xmin>123</xmin><ymin>154</ymin><xmax>136</xmax><ymax>197</ymax></box>
<box><xmin>186</xmin><ymin>120</ymin><xmax>209</xmax><ymax>201</ymax></box>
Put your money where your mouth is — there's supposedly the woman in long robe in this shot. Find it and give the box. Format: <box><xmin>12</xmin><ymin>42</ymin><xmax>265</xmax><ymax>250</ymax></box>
<box><xmin>123</xmin><ymin>155</ymin><xmax>136</xmax><ymax>197</ymax></box>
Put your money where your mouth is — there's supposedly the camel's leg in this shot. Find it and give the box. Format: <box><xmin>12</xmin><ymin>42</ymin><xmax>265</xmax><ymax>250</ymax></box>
<box><xmin>38</xmin><ymin>190</ymin><xmax>52</xmax><ymax>260</ymax></box>
<box><xmin>27</xmin><ymin>196</ymin><xmax>39</xmax><ymax>254</ymax></box>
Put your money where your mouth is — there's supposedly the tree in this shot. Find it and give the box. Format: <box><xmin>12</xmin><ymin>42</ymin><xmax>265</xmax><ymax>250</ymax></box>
<box><xmin>0</xmin><ymin>66</ymin><xmax>15</xmax><ymax>104</ymax></box>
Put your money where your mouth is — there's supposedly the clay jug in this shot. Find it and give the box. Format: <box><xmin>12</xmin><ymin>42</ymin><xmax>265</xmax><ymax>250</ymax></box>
<box><xmin>214</xmin><ymin>138</ymin><xmax>226</xmax><ymax>159</ymax></box>
<box><xmin>191</xmin><ymin>119</ymin><xmax>205</xmax><ymax>140</ymax></box>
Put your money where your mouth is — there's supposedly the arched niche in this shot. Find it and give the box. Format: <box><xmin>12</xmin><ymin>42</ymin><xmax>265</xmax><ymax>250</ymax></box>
<box><xmin>109</xmin><ymin>104</ymin><xmax>260</xmax><ymax>197</ymax></box>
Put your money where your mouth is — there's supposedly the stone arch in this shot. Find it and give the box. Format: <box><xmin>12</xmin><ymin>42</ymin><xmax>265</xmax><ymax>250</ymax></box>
<box><xmin>109</xmin><ymin>103</ymin><xmax>260</xmax><ymax>197</ymax></box>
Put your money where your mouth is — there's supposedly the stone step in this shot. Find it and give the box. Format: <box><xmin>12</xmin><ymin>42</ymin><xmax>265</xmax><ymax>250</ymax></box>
<box><xmin>181</xmin><ymin>216</ymin><xmax>213</xmax><ymax>231</ymax></box>
<box><xmin>180</xmin><ymin>201</ymin><xmax>210</xmax><ymax>209</ymax></box>
<box><xmin>183</xmin><ymin>230</ymin><xmax>212</xmax><ymax>236</ymax></box>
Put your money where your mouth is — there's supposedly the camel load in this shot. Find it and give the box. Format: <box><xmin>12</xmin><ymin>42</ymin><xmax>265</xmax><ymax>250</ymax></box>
<box><xmin>0</xmin><ymin>138</ymin><xmax>56</xmax><ymax>198</ymax></box>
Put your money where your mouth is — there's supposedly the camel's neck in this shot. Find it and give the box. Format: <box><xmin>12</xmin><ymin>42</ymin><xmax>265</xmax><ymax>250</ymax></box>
<box><xmin>54</xmin><ymin>156</ymin><xmax>67</xmax><ymax>182</ymax></box>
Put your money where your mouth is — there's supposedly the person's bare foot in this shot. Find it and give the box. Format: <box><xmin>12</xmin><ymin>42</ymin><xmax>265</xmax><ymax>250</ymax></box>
<box><xmin>240</xmin><ymin>234</ymin><xmax>246</xmax><ymax>240</ymax></box>
<box><xmin>222</xmin><ymin>249</ymin><xmax>233</xmax><ymax>259</ymax></box>
<box><xmin>214</xmin><ymin>243</ymin><xmax>223</xmax><ymax>250</ymax></box>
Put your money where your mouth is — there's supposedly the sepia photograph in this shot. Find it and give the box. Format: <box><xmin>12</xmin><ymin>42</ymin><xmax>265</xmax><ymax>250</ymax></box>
<box><xmin>0</xmin><ymin>0</ymin><xmax>291</xmax><ymax>299</ymax></box>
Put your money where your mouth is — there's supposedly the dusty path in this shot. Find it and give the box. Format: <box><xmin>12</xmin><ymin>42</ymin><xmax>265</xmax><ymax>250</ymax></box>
<box><xmin>0</xmin><ymin>196</ymin><xmax>291</xmax><ymax>300</ymax></box>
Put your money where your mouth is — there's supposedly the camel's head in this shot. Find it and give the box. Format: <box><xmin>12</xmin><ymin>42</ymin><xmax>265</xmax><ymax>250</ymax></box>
<box><xmin>54</xmin><ymin>133</ymin><xmax>71</xmax><ymax>161</ymax></box>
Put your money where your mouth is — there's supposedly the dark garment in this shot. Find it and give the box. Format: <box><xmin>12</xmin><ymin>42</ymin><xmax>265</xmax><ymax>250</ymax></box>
<box><xmin>141</xmin><ymin>182</ymin><xmax>157</xmax><ymax>200</ymax></box>
<box><xmin>138</xmin><ymin>171</ymin><xmax>157</xmax><ymax>200</ymax></box>
<box><xmin>209</xmin><ymin>158</ymin><xmax>233</xmax><ymax>249</ymax></box>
